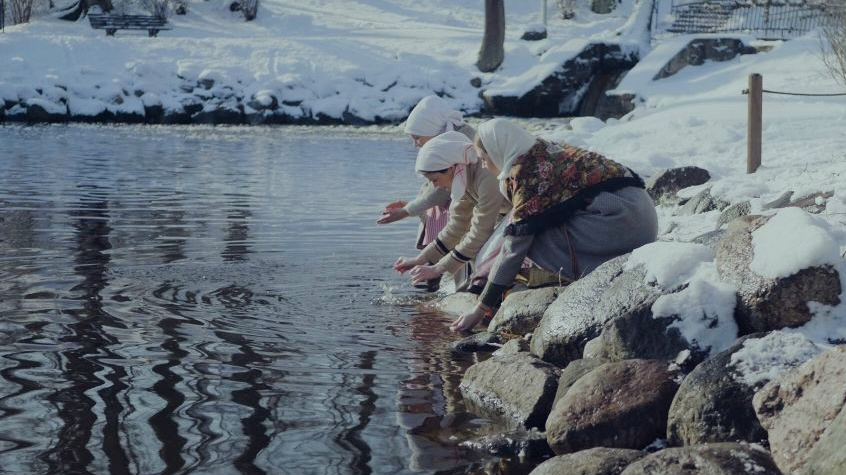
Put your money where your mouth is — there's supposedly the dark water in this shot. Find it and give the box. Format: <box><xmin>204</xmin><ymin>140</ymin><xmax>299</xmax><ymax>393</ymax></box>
<box><xmin>0</xmin><ymin>124</ymin><xmax>533</xmax><ymax>475</ymax></box>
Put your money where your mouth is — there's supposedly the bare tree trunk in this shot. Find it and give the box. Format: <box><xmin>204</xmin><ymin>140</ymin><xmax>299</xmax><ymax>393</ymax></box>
<box><xmin>477</xmin><ymin>0</ymin><xmax>505</xmax><ymax>73</ymax></box>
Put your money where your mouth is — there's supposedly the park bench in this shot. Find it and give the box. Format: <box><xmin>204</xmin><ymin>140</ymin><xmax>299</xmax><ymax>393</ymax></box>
<box><xmin>88</xmin><ymin>13</ymin><xmax>171</xmax><ymax>37</ymax></box>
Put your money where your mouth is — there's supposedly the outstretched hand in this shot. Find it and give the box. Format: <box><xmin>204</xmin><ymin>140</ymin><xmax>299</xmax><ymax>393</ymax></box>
<box><xmin>384</xmin><ymin>200</ymin><xmax>407</xmax><ymax>211</ymax></box>
<box><xmin>377</xmin><ymin>207</ymin><xmax>409</xmax><ymax>225</ymax></box>
<box><xmin>409</xmin><ymin>265</ymin><xmax>443</xmax><ymax>284</ymax></box>
<box><xmin>393</xmin><ymin>256</ymin><xmax>420</xmax><ymax>274</ymax></box>
<box><xmin>449</xmin><ymin>305</ymin><xmax>490</xmax><ymax>333</ymax></box>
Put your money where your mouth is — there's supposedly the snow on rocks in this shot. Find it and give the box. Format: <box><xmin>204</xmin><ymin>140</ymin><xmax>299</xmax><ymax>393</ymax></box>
<box><xmin>716</xmin><ymin>212</ymin><xmax>842</xmax><ymax>334</ymax></box>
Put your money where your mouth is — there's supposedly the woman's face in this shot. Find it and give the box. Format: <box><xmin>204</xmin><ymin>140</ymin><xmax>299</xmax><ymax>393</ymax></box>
<box><xmin>475</xmin><ymin>143</ymin><xmax>500</xmax><ymax>177</ymax></box>
<box><xmin>411</xmin><ymin>135</ymin><xmax>434</xmax><ymax>148</ymax></box>
<box><xmin>423</xmin><ymin>166</ymin><xmax>455</xmax><ymax>190</ymax></box>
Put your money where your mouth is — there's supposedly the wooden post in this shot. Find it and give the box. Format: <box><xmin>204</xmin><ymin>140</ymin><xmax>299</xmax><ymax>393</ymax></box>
<box><xmin>542</xmin><ymin>0</ymin><xmax>548</xmax><ymax>27</ymax></box>
<box><xmin>747</xmin><ymin>73</ymin><xmax>763</xmax><ymax>174</ymax></box>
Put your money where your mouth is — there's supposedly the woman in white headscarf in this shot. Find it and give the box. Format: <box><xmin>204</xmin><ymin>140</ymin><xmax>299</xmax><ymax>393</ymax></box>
<box><xmin>393</xmin><ymin>131</ymin><xmax>507</xmax><ymax>288</ymax></box>
<box><xmin>377</xmin><ymin>96</ymin><xmax>475</xmax><ymax>289</ymax></box>
<box><xmin>449</xmin><ymin>118</ymin><xmax>659</xmax><ymax>332</ymax></box>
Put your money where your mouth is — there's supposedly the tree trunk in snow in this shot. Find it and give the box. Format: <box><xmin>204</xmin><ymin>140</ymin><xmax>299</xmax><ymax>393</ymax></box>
<box><xmin>477</xmin><ymin>0</ymin><xmax>505</xmax><ymax>73</ymax></box>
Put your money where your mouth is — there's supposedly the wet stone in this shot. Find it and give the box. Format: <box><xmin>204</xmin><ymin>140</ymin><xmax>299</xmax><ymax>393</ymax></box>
<box><xmin>450</xmin><ymin>331</ymin><xmax>503</xmax><ymax>353</ymax></box>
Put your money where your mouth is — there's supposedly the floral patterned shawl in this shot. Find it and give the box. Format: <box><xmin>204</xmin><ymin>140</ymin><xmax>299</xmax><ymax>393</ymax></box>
<box><xmin>504</xmin><ymin>139</ymin><xmax>644</xmax><ymax>236</ymax></box>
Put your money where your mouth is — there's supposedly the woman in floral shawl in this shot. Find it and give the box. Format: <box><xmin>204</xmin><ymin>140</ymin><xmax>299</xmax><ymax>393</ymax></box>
<box><xmin>450</xmin><ymin>118</ymin><xmax>658</xmax><ymax>332</ymax></box>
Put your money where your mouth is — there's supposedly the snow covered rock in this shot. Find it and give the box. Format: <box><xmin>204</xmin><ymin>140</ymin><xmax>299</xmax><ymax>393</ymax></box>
<box><xmin>483</xmin><ymin>42</ymin><xmax>638</xmax><ymax>117</ymax></box>
<box><xmin>545</xmin><ymin>359</ymin><xmax>680</xmax><ymax>454</ymax></box>
<box><xmin>521</xmin><ymin>25</ymin><xmax>548</xmax><ymax>41</ymax></box>
<box><xmin>24</xmin><ymin>99</ymin><xmax>68</xmax><ymax>123</ymax></box>
<box><xmin>460</xmin><ymin>352</ymin><xmax>560</xmax><ymax>430</ymax></box>
<box><xmin>715</xmin><ymin>212</ymin><xmax>842</xmax><ymax>334</ymax></box>
<box><xmin>529</xmin><ymin>447</ymin><xmax>645</xmax><ymax>475</ymax></box>
<box><xmin>645</xmin><ymin>166</ymin><xmax>711</xmax><ymax>204</ymax></box>
<box><xmin>653</xmin><ymin>38</ymin><xmax>756</xmax><ymax>80</ymax></box>
<box><xmin>715</xmin><ymin>201</ymin><xmax>751</xmax><ymax>229</ymax></box>
<box><xmin>667</xmin><ymin>334</ymin><xmax>768</xmax><ymax>446</ymax></box>
<box><xmin>592</xmin><ymin>0</ymin><xmax>620</xmax><ymax>14</ymax></box>
<box><xmin>678</xmin><ymin>188</ymin><xmax>729</xmax><ymax>215</ymax></box>
<box><xmin>488</xmin><ymin>287</ymin><xmax>562</xmax><ymax>336</ymax></box>
<box><xmin>619</xmin><ymin>442</ymin><xmax>782</xmax><ymax>475</ymax></box>
<box><xmin>585</xmin><ymin>309</ymin><xmax>701</xmax><ymax>364</ymax></box>
<box><xmin>753</xmin><ymin>345</ymin><xmax>846</xmax><ymax>475</ymax></box>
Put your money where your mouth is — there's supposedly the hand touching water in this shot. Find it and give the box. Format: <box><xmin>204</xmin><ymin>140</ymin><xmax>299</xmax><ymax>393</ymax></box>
<box><xmin>409</xmin><ymin>264</ymin><xmax>444</xmax><ymax>284</ymax></box>
<box><xmin>377</xmin><ymin>200</ymin><xmax>409</xmax><ymax>224</ymax></box>
<box><xmin>450</xmin><ymin>304</ymin><xmax>490</xmax><ymax>333</ymax></box>
<box><xmin>393</xmin><ymin>256</ymin><xmax>422</xmax><ymax>274</ymax></box>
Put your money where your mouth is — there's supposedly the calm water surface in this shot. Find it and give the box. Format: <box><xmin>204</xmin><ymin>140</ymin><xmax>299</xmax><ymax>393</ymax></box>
<box><xmin>0</xmin><ymin>124</ymin><xmax>532</xmax><ymax>475</ymax></box>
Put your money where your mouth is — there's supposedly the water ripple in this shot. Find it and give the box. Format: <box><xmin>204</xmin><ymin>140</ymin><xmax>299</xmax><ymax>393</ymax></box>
<box><xmin>0</xmin><ymin>124</ymin><xmax>517</xmax><ymax>475</ymax></box>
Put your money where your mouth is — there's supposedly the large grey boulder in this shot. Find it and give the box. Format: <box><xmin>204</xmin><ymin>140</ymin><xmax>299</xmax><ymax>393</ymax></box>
<box><xmin>586</xmin><ymin>311</ymin><xmax>700</xmax><ymax>364</ymax></box>
<box><xmin>654</xmin><ymin>38</ymin><xmax>756</xmax><ymax>80</ymax></box>
<box><xmin>460</xmin><ymin>352</ymin><xmax>560</xmax><ymax>429</ymax></box>
<box><xmin>488</xmin><ymin>287</ymin><xmax>561</xmax><ymax>335</ymax></box>
<box><xmin>483</xmin><ymin>42</ymin><xmax>638</xmax><ymax>117</ymax></box>
<box><xmin>753</xmin><ymin>346</ymin><xmax>846</xmax><ymax>475</ymax></box>
<box><xmin>799</xmin><ymin>404</ymin><xmax>846</xmax><ymax>475</ymax></box>
<box><xmin>531</xmin><ymin>255</ymin><xmax>664</xmax><ymax>367</ymax></box>
<box><xmin>529</xmin><ymin>447</ymin><xmax>645</xmax><ymax>475</ymax></box>
<box><xmin>546</xmin><ymin>359</ymin><xmax>680</xmax><ymax>454</ymax></box>
<box><xmin>645</xmin><ymin>166</ymin><xmax>710</xmax><ymax>204</ymax></box>
<box><xmin>667</xmin><ymin>335</ymin><xmax>767</xmax><ymax>446</ymax></box>
<box><xmin>668</xmin><ymin>331</ymin><xmax>821</xmax><ymax>447</ymax></box>
<box><xmin>620</xmin><ymin>442</ymin><xmax>783</xmax><ymax>475</ymax></box>
<box><xmin>715</xmin><ymin>216</ymin><xmax>841</xmax><ymax>334</ymax></box>
<box><xmin>551</xmin><ymin>358</ymin><xmax>608</xmax><ymax>407</ymax></box>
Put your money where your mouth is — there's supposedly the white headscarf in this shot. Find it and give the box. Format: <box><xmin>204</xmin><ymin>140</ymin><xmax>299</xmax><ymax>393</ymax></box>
<box><xmin>404</xmin><ymin>95</ymin><xmax>465</xmax><ymax>137</ymax></box>
<box><xmin>476</xmin><ymin>118</ymin><xmax>538</xmax><ymax>196</ymax></box>
<box><xmin>415</xmin><ymin>131</ymin><xmax>478</xmax><ymax>201</ymax></box>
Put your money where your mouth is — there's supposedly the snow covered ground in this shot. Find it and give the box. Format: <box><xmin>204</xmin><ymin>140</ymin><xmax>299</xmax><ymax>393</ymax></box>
<box><xmin>0</xmin><ymin>0</ymin><xmax>642</xmax><ymax>121</ymax></box>
<box><xmin>2</xmin><ymin>0</ymin><xmax>846</xmax><ymax>379</ymax></box>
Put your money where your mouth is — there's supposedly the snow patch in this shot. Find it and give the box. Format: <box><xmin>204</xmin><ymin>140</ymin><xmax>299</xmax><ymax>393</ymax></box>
<box><xmin>730</xmin><ymin>331</ymin><xmax>822</xmax><ymax>387</ymax></box>
<box><xmin>751</xmin><ymin>207</ymin><xmax>841</xmax><ymax>279</ymax></box>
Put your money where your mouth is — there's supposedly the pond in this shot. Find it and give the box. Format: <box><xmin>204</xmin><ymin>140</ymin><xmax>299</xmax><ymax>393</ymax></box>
<box><xmin>0</xmin><ymin>124</ymin><xmax>537</xmax><ymax>475</ymax></box>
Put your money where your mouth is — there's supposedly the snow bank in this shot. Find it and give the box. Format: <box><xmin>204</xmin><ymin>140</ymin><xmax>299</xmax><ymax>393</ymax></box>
<box><xmin>652</xmin><ymin>263</ymin><xmax>738</xmax><ymax>354</ymax></box>
<box><xmin>751</xmin><ymin>207</ymin><xmax>841</xmax><ymax>279</ymax></box>
<box><xmin>625</xmin><ymin>241</ymin><xmax>713</xmax><ymax>289</ymax></box>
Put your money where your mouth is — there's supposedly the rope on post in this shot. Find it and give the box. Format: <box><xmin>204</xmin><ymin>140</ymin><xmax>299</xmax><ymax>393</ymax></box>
<box><xmin>740</xmin><ymin>79</ymin><xmax>845</xmax><ymax>174</ymax></box>
<box><xmin>747</xmin><ymin>73</ymin><xmax>763</xmax><ymax>174</ymax></box>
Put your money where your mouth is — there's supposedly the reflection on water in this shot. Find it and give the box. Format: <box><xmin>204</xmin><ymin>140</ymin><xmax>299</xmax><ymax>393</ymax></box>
<box><xmin>0</xmin><ymin>124</ymin><xmax>529</xmax><ymax>475</ymax></box>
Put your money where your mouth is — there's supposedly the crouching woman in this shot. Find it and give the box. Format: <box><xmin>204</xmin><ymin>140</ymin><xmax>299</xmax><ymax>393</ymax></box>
<box><xmin>394</xmin><ymin>131</ymin><xmax>507</xmax><ymax>288</ymax></box>
<box><xmin>451</xmin><ymin>118</ymin><xmax>659</xmax><ymax>332</ymax></box>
